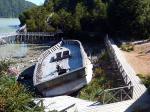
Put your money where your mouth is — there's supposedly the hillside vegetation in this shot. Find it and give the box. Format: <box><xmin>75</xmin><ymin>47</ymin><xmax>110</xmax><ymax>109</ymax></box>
<box><xmin>0</xmin><ymin>0</ymin><xmax>36</xmax><ymax>18</ymax></box>
<box><xmin>19</xmin><ymin>0</ymin><xmax>150</xmax><ymax>39</ymax></box>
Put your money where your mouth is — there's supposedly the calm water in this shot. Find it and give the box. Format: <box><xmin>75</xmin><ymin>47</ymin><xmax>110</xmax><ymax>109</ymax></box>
<box><xmin>0</xmin><ymin>18</ymin><xmax>27</xmax><ymax>58</ymax></box>
<box><xmin>0</xmin><ymin>43</ymin><xmax>28</xmax><ymax>58</ymax></box>
<box><xmin>0</xmin><ymin>18</ymin><xmax>50</xmax><ymax>59</ymax></box>
<box><xmin>0</xmin><ymin>18</ymin><xmax>20</xmax><ymax>33</ymax></box>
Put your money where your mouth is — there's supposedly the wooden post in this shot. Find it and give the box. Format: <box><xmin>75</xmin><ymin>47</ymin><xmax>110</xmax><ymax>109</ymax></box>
<box><xmin>28</xmin><ymin>34</ymin><xmax>29</xmax><ymax>42</ymax></box>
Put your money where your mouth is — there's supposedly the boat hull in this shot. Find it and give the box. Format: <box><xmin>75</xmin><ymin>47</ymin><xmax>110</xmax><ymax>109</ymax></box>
<box><xmin>42</xmin><ymin>78</ymin><xmax>87</xmax><ymax>96</ymax></box>
<box><xmin>33</xmin><ymin>40</ymin><xmax>93</xmax><ymax>96</ymax></box>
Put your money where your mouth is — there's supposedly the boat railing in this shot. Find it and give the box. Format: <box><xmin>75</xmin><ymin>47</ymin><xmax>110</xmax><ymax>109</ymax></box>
<box><xmin>38</xmin><ymin>41</ymin><xmax>62</xmax><ymax>63</ymax></box>
<box><xmin>34</xmin><ymin>40</ymin><xmax>90</xmax><ymax>84</ymax></box>
<box><xmin>34</xmin><ymin>41</ymin><xmax>62</xmax><ymax>84</ymax></box>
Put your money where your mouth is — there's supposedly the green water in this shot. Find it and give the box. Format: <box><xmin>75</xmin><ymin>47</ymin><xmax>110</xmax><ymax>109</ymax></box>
<box><xmin>0</xmin><ymin>18</ymin><xmax>20</xmax><ymax>33</ymax></box>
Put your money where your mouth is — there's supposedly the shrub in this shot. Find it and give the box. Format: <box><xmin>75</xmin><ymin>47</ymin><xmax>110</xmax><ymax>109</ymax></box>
<box><xmin>0</xmin><ymin>60</ymin><xmax>14</xmax><ymax>75</ymax></box>
<box><xmin>0</xmin><ymin>75</ymin><xmax>32</xmax><ymax>112</ymax></box>
<box><xmin>0</xmin><ymin>60</ymin><xmax>45</xmax><ymax>112</ymax></box>
<box><xmin>120</xmin><ymin>43</ymin><xmax>134</xmax><ymax>52</ymax></box>
<box><xmin>79</xmin><ymin>50</ymin><xmax>125</xmax><ymax>102</ymax></box>
<box><xmin>93</xmin><ymin>67</ymin><xmax>104</xmax><ymax>78</ymax></box>
<box><xmin>137</xmin><ymin>74</ymin><xmax>150</xmax><ymax>93</ymax></box>
<box><xmin>99</xmin><ymin>50</ymin><xmax>109</xmax><ymax>61</ymax></box>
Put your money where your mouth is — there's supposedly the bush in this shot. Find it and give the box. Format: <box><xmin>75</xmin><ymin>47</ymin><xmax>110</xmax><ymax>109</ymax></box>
<box><xmin>0</xmin><ymin>75</ymin><xmax>31</xmax><ymax>111</ymax></box>
<box><xmin>94</xmin><ymin>67</ymin><xmax>104</xmax><ymax>78</ymax></box>
<box><xmin>78</xmin><ymin>52</ymin><xmax>112</xmax><ymax>101</ymax></box>
<box><xmin>99</xmin><ymin>50</ymin><xmax>109</xmax><ymax>61</ymax></box>
<box><xmin>120</xmin><ymin>43</ymin><xmax>134</xmax><ymax>52</ymax></box>
<box><xmin>0</xmin><ymin>60</ymin><xmax>14</xmax><ymax>75</ymax></box>
<box><xmin>0</xmin><ymin>60</ymin><xmax>45</xmax><ymax>112</ymax></box>
<box><xmin>137</xmin><ymin>74</ymin><xmax>150</xmax><ymax>93</ymax></box>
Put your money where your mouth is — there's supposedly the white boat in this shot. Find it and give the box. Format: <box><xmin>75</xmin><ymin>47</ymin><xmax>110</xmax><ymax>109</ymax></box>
<box><xmin>33</xmin><ymin>40</ymin><xmax>93</xmax><ymax>96</ymax></box>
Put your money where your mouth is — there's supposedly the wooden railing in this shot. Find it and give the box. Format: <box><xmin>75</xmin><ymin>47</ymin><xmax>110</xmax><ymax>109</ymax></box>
<box><xmin>34</xmin><ymin>41</ymin><xmax>62</xmax><ymax>84</ymax></box>
<box><xmin>98</xmin><ymin>85</ymin><xmax>133</xmax><ymax>104</ymax></box>
<box><xmin>105</xmin><ymin>36</ymin><xmax>132</xmax><ymax>86</ymax></box>
<box><xmin>0</xmin><ymin>32</ymin><xmax>62</xmax><ymax>44</ymax></box>
<box><xmin>18</xmin><ymin>32</ymin><xmax>58</xmax><ymax>36</ymax></box>
<box><xmin>98</xmin><ymin>36</ymin><xmax>134</xmax><ymax>104</ymax></box>
<box><xmin>0</xmin><ymin>32</ymin><xmax>61</xmax><ymax>37</ymax></box>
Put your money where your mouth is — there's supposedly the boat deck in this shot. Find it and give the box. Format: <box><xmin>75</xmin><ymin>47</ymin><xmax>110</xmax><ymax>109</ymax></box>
<box><xmin>37</xmin><ymin>41</ymin><xmax>83</xmax><ymax>83</ymax></box>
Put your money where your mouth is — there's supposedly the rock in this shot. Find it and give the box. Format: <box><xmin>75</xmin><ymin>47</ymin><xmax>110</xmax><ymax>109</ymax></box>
<box><xmin>29</xmin><ymin>59</ymin><xmax>36</xmax><ymax>63</ymax></box>
<box><xmin>0</xmin><ymin>38</ymin><xmax>7</xmax><ymax>45</ymax></box>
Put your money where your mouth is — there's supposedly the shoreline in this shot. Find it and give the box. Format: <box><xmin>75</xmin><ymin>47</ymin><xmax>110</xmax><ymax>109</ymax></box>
<box><xmin>1</xmin><ymin>44</ymin><xmax>51</xmax><ymax>73</ymax></box>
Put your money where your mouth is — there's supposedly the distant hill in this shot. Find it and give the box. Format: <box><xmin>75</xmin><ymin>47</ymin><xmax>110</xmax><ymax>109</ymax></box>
<box><xmin>0</xmin><ymin>0</ymin><xmax>36</xmax><ymax>18</ymax></box>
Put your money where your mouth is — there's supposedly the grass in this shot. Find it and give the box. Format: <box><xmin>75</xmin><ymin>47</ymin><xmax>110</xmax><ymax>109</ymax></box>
<box><xmin>120</xmin><ymin>43</ymin><xmax>134</xmax><ymax>52</ymax></box>
<box><xmin>78</xmin><ymin>50</ymin><xmax>125</xmax><ymax>102</ymax></box>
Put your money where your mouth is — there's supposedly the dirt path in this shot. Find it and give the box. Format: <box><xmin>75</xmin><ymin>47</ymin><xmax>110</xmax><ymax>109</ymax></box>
<box><xmin>122</xmin><ymin>42</ymin><xmax>150</xmax><ymax>77</ymax></box>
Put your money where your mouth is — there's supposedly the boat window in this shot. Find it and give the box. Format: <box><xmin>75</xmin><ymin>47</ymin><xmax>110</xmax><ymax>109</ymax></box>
<box><xmin>50</xmin><ymin>57</ymin><xmax>55</xmax><ymax>62</ymax></box>
<box><xmin>63</xmin><ymin>50</ymin><xmax>70</xmax><ymax>59</ymax></box>
<box><xmin>56</xmin><ymin>52</ymin><xmax>62</xmax><ymax>60</ymax></box>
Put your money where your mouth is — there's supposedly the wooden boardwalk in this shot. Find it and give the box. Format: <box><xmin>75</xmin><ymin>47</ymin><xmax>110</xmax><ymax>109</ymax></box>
<box><xmin>106</xmin><ymin>38</ymin><xmax>148</xmax><ymax>99</ymax></box>
<box><xmin>0</xmin><ymin>32</ymin><xmax>57</xmax><ymax>38</ymax></box>
<box><xmin>0</xmin><ymin>32</ymin><xmax>61</xmax><ymax>43</ymax></box>
<box><xmin>34</xmin><ymin>37</ymin><xmax>150</xmax><ymax>112</ymax></box>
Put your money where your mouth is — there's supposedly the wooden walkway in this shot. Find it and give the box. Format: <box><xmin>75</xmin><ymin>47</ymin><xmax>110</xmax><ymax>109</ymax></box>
<box><xmin>34</xmin><ymin>37</ymin><xmax>150</xmax><ymax>112</ymax></box>
<box><xmin>0</xmin><ymin>32</ymin><xmax>61</xmax><ymax>43</ymax></box>
<box><xmin>0</xmin><ymin>32</ymin><xmax>17</xmax><ymax>38</ymax></box>
<box><xmin>106</xmin><ymin>38</ymin><xmax>148</xmax><ymax>100</ymax></box>
<box><xmin>0</xmin><ymin>32</ymin><xmax>58</xmax><ymax>38</ymax></box>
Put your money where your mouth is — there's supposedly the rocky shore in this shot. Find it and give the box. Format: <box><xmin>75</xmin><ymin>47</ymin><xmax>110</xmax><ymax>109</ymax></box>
<box><xmin>1</xmin><ymin>44</ymin><xmax>51</xmax><ymax>73</ymax></box>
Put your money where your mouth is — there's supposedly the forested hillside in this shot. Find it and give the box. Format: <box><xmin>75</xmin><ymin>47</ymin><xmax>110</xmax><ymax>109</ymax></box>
<box><xmin>0</xmin><ymin>0</ymin><xmax>36</xmax><ymax>18</ymax></box>
<box><xmin>19</xmin><ymin>0</ymin><xmax>150</xmax><ymax>39</ymax></box>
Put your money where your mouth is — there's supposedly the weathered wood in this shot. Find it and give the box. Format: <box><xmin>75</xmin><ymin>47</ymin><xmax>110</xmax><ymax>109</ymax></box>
<box><xmin>0</xmin><ymin>32</ymin><xmax>61</xmax><ymax>44</ymax></box>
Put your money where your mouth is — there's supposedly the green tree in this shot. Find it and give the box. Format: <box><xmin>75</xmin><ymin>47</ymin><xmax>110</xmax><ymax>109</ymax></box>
<box><xmin>109</xmin><ymin>0</ymin><xmax>150</xmax><ymax>38</ymax></box>
<box><xmin>74</xmin><ymin>2</ymin><xmax>88</xmax><ymax>31</ymax></box>
<box><xmin>53</xmin><ymin>9</ymin><xmax>74</xmax><ymax>32</ymax></box>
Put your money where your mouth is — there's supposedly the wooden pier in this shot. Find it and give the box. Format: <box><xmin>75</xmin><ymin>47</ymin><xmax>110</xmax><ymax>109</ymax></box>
<box><xmin>0</xmin><ymin>32</ymin><xmax>62</xmax><ymax>44</ymax></box>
